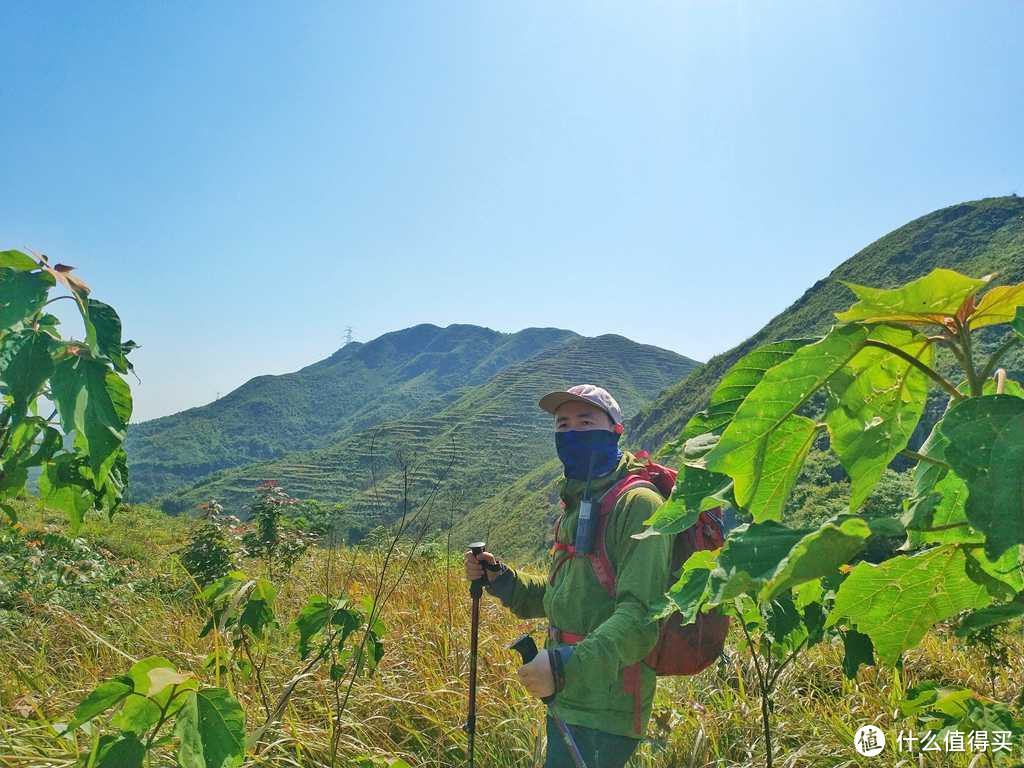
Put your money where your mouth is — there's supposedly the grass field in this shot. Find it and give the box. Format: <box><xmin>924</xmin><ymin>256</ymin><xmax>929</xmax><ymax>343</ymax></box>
<box><xmin>2</xmin><ymin>502</ymin><xmax>1021</xmax><ymax>768</ymax></box>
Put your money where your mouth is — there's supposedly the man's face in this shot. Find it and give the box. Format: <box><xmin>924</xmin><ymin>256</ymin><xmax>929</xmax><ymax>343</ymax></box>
<box><xmin>554</xmin><ymin>400</ymin><xmax>615</xmax><ymax>432</ymax></box>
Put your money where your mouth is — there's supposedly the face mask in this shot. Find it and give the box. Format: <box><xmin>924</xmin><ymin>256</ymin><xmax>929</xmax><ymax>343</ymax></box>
<box><xmin>555</xmin><ymin>429</ymin><xmax>622</xmax><ymax>481</ymax></box>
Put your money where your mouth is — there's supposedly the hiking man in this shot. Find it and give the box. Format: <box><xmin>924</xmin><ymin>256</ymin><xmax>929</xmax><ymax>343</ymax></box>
<box><xmin>465</xmin><ymin>384</ymin><xmax>672</xmax><ymax>768</ymax></box>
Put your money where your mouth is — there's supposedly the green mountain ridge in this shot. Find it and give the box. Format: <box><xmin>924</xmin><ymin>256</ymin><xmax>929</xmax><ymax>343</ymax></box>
<box><xmin>159</xmin><ymin>333</ymin><xmax>699</xmax><ymax>524</ymax></box>
<box><xmin>469</xmin><ymin>195</ymin><xmax>1024</xmax><ymax>561</ymax></box>
<box><xmin>126</xmin><ymin>324</ymin><xmax>580</xmax><ymax>501</ymax></box>
<box><xmin>630</xmin><ymin>195</ymin><xmax>1024</xmax><ymax>452</ymax></box>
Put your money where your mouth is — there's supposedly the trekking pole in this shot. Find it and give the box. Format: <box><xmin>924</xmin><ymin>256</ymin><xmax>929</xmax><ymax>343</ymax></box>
<box><xmin>465</xmin><ymin>541</ymin><xmax>490</xmax><ymax>768</ymax></box>
<box><xmin>509</xmin><ymin>634</ymin><xmax>589</xmax><ymax>768</ymax></box>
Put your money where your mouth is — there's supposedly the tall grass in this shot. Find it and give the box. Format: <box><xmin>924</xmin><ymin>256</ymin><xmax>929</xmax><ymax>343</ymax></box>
<box><xmin>1</xmin><ymin>504</ymin><xmax>1020</xmax><ymax>767</ymax></box>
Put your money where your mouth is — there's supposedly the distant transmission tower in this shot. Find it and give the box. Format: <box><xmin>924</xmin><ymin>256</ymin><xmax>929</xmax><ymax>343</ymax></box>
<box><xmin>344</xmin><ymin>326</ymin><xmax>354</xmax><ymax>345</ymax></box>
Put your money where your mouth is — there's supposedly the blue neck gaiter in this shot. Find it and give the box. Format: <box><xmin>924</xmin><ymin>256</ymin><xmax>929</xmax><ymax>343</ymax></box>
<box><xmin>555</xmin><ymin>429</ymin><xmax>622</xmax><ymax>481</ymax></box>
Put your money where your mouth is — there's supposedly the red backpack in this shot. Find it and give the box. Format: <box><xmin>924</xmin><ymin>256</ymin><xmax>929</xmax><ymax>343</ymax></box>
<box><xmin>551</xmin><ymin>451</ymin><xmax>730</xmax><ymax>677</ymax></box>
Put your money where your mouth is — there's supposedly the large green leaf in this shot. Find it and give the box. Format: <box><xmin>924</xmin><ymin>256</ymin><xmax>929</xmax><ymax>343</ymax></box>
<box><xmin>706</xmin><ymin>325</ymin><xmax>869</xmax><ymax>520</ymax></box>
<box><xmin>664</xmin><ymin>549</ymin><xmax>717</xmax><ymax>623</ymax></box>
<box><xmin>903</xmin><ymin>472</ymin><xmax>978</xmax><ymax>547</ymax></box>
<box><xmin>970</xmin><ymin>282</ymin><xmax>1024</xmax><ymax>329</ymax></box>
<box><xmin>826</xmin><ymin>327</ymin><xmax>932</xmax><ymax>510</ymax></box>
<box><xmin>50</xmin><ymin>357</ymin><xmax>128</xmax><ymax>487</ymax></box>
<box><xmin>0</xmin><ymin>250</ymin><xmax>40</xmax><ymax>271</ymax></box>
<box><xmin>746</xmin><ymin>414</ymin><xmax>819</xmax><ymax>521</ymax></box>
<box><xmin>238</xmin><ymin>578</ymin><xmax>277</xmax><ymax>640</ymax></box>
<box><xmin>709</xmin><ymin>521</ymin><xmax>811</xmax><ymax>601</ymax></box>
<box><xmin>38</xmin><ymin>457</ymin><xmax>93</xmax><ymax>533</ymax></box>
<box><xmin>967</xmin><ymin>545</ymin><xmax>1023</xmax><ymax>597</ymax></box>
<box><xmin>175</xmin><ymin>688</ymin><xmax>246</xmax><ymax>768</ymax></box>
<box><xmin>840</xmin><ymin>630</ymin><xmax>874</xmax><ymax>679</ymax></box>
<box><xmin>903</xmin><ymin>417</ymin><xmax>980</xmax><ymax>548</ymax></box>
<box><xmin>63</xmin><ymin>676</ymin><xmax>133</xmax><ymax>733</ymax></box>
<box><xmin>1013</xmin><ymin>307</ymin><xmax>1024</xmax><ymax>340</ymax></box>
<box><xmin>759</xmin><ymin>516</ymin><xmax>872</xmax><ymax>601</ymax></box>
<box><xmin>293</xmin><ymin>595</ymin><xmax>332</xmax><ymax>660</ymax></box>
<box><xmin>827</xmin><ymin>545</ymin><xmax>991</xmax><ymax>664</ymax></box>
<box><xmin>92</xmin><ymin>733</ymin><xmax>145</xmax><ymax>768</ymax></box>
<box><xmin>688</xmin><ymin>339</ymin><xmax>815</xmax><ymax>441</ymax></box>
<box><xmin>293</xmin><ymin>595</ymin><xmax>361</xmax><ymax>660</ymax></box>
<box><xmin>0</xmin><ymin>268</ymin><xmax>54</xmax><ymax>330</ymax></box>
<box><xmin>85</xmin><ymin>299</ymin><xmax>133</xmax><ymax>373</ymax></box>
<box><xmin>834</xmin><ymin>268</ymin><xmax>988</xmax><ymax>326</ymax></box>
<box><xmin>646</xmin><ymin>433</ymin><xmax>728</xmax><ymax>534</ymax></box>
<box><xmin>939</xmin><ymin>395</ymin><xmax>1024</xmax><ymax>558</ymax></box>
<box><xmin>111</xmin><ymin>657</ymin><xmax>196</xmax><ymax>735</ymax></box>
<box><xmin>0</xmin><ymin>330</ymin><xmax>55</xmax><ymax>423</ymax></box>
<box><xmin>954</xmin><ymin>602</ymin><xmax>1024</xmax><ymax>637</ymax></box>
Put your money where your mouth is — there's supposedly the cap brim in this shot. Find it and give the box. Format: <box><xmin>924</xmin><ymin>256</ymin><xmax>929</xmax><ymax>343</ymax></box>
<box><xmin>539</xmin><ymin>391</ymin><xmax>606</xmax><ymax>417</ymax></box>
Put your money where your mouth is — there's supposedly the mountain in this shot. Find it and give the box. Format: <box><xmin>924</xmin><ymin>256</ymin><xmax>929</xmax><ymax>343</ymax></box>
<box><xmin>126</xmin><ymin>324</ymin><xmax>579</xmax><ymax>501</ymax></box>
<box><xmin>468</xmin><ymin>195</ymin><xmax>1024</xmax><ymax>561</ymax></box>
<box><xmin>630</xmin><ymin>195</ymin><xmax>1024</xmax><ymax>452</ymax></box>
<box><xmin>161</xmin><ymin>334</ymin><xmax>699</xmax><ymax>526</ymax></box>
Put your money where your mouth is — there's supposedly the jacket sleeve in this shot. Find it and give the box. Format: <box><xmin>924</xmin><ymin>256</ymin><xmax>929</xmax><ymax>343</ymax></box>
<box><xmin>486</xmin><ymin>564</ymin><xmax>548</xmax><ymax>619</ymax></box>
<box><xmin>561</xmin><ymin>487</ymin><xmax>671</xmax><ymax>693</ymax></box>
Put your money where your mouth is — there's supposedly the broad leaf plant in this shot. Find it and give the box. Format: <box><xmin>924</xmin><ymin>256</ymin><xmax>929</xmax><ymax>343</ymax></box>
<box><xmin>645</xmin><ymin>268</ymin><xmax>1024</xmax><ymax>766</ymax></box>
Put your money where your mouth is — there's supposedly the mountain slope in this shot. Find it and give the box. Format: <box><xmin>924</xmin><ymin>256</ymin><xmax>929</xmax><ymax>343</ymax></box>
<box><xmin>163</xmin><ymin>334</ymin><xmax>699</xmax><ymax>523</ymax></box>
<box><xmin>471</xmin><ymin>196</ymin><xmax>1024</xmax><ymax>561</ymax></box>
<box><xmin>631</xmin><ymin>195</ymin><xmax>1024</xmax><ymax>452</ymax></box>
<box><xmin>126</xmin><ymin>324</ymin><xmax>579</xmax><ymax>500</ymax></box>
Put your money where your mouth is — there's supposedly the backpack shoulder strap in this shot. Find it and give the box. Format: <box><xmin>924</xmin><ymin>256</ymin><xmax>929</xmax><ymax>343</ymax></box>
<box><xmin>589</xmin><ymin>476</ymin><xmax>661</xmax><ymax>597</ymax></box>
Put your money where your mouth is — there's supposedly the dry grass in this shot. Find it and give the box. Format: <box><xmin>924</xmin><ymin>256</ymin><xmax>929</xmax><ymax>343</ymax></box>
<box><xmin>1</xmin><ymin>506</ymin><xmax>1021</xmax><ymax>768</ymax></box>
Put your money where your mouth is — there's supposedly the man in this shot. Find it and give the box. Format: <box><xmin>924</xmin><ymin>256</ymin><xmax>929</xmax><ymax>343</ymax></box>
<box><xmin>465</xmin><ymin>384</ymin><xmax>672</xmax><ymax>768</ymax></box>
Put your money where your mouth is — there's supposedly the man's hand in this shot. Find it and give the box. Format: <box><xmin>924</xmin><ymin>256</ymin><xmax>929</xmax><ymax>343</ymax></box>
<box><xmin>464</xmin><ymin>549</ymin><xmax>501</xmax><ymax>583</ymax></box>
<box><xmin>516</xmin><ymin>650</ymin><xmax>555</xmax><ymax>699</ymax></box>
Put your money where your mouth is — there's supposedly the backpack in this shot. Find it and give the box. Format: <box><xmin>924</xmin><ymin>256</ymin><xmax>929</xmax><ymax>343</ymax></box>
<box><xmin>551</xmin><ymin>451</ymin><xmax>730</xmax><ymax>677</ymax></box>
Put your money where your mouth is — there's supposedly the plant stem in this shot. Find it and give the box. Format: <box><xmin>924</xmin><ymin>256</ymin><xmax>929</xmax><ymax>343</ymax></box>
<box><xmin>863</xmin><ymin>340</ymin><xmax>964</xmax><ymax>401</ymax></box>
<box><xmin>958</xmin><ymin>319</ymin><xmax>983</xmax><ymax>397</ymax></box>
<box><xmin>737</xmin><ymin>612</ymin><xmax>773</xmax><ymax>768</ymax></box>
<box><xmin>917</xmin><ymin>521</ymin><xmax>970</xmax><ymax>533</ymax></box>
<box><xmin>144</xmin><ymin>684</ymin><xmax>186</xmax><ymax>752</ymax></box>
<box><xmin>900</xmin><ymin>450</ymin><xmax>951</xmax><ymax>469</ymax></box>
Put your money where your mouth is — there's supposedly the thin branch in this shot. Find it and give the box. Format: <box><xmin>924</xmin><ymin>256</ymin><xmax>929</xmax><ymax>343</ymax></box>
<box><xmin>736</xmin><ymin>612</ymin><xmax>768</xmax><ymax>698</ymax></box>
<box><xmin>768</xmin><ymin>638</ymin><xmax>808</xmax><ymax>690</ymax></box>
<box><xmin>863</xmin><ymin>340</ymin><xmax>964</xmax><ymax>400</ymax></box>
<box><xmin>916</xmin><ymin>521</ymin><xmax>971</xmax><ymax>533</ymax></box>
<box><xmin>900</xmin><ymin>450</ymin><xmax>951</xmax><ymax>470</ymax></box>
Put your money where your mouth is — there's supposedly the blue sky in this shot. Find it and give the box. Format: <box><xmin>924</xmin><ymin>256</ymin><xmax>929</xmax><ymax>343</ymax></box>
<box><xmin>2</xmin><ymin>1</ymin><xmax>1021</xmax><ymax>422</ymax></box>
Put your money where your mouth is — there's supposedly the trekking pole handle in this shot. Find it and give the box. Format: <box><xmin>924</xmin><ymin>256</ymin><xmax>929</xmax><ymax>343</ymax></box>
<box><xmin>509</xmin><ymin>634</ymin><xmax>555</xmax><ymax>704</ymax></box>
<box><xmin>468</xmin><ymin>541</ymin><xmax>488</xmax><ymax>598</ymax></box>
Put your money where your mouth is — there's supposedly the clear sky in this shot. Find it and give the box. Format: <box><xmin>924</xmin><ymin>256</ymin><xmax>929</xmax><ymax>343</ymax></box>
<box><xmin>3</xmin><ymin>1</ymin><xmax>1021</xmax><ymax>422</ymax></box>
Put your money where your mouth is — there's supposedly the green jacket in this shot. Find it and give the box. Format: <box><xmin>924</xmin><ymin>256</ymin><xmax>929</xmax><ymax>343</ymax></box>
<box><xmin>487</xmin><ymin>450</ymin><xmax>672</xmax><ymax>738</ymax></box>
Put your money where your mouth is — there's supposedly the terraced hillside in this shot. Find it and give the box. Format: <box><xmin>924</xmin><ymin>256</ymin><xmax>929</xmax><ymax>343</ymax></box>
<box><xmin>127</xmin><ymin>324</ymin><xmax>579</xmax><ymax>500</ymax></box>
<box><xmin>468</xmin><ymin>196</ymin><xmax>1024</xmax><ymax>561</ymax></box>
<box><xmin>164</xmin><ymin>334</ymin><xmax>699</xmax><ymax>526</ymax></box>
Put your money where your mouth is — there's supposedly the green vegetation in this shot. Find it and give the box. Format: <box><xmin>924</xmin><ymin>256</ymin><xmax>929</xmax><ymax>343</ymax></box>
<box><xmin>126</xmin><ymin>326</ymin><xmax>582</xmax><ymax>501</ymax></box>
<box><xmin>0</xmin><ymin>250</ymin><xmax>135</xmax><ymax>531</ymax></box>
<box><xmin>630</xmin><ymin>196</ymin><xmax>1024</xmax><ymax>452</ymax></box>
<box><xmin>643</xmin><ymin>266</ymin><xmax>1024</xmax><ymax>766</ymax></box>
<box><xmin>5</xmin><ymin>198</ymin><xmax>1024</xmax><ymax>767</ymax></box>
<box><xmin>161</xmin><ymin>334</ymin><xmax>698</xmax><ymax>536</ymax></box>
<box><xmin>2</xmin><ymin>501</ymin><xmax>1021</xmax><ymax>767</ymax></box>
<box><xmin>468</xmin><ymin>196</ymin><xmax>1024</xmax><ymax>563</ymax></box>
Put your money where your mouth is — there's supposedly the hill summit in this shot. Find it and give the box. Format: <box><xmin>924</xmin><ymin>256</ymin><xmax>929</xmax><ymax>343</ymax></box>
<box><xmin>128</xmin><ymin>326</ymin><xmax>700</xmax><ymax>519</ymax></box>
